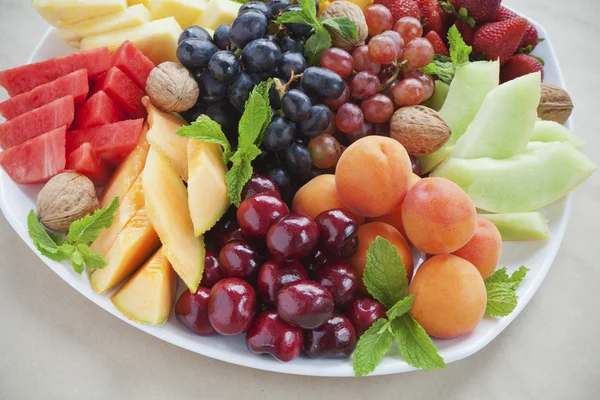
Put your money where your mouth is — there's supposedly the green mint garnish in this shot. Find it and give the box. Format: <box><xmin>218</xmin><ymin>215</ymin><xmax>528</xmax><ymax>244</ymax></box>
<box><xmin>484</xmin><ymin>266</ymin><xmax>530</xmax><ymax>317</ymax></box>
<box><xmin>420</xmin><ymin>24</ymin><xmax>472</xmax><ymax>84</ymax></box>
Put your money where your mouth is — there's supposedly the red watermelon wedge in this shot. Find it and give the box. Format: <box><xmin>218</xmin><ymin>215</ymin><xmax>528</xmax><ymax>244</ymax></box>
<box><xmin>0</xmin><ymin>47</ymin><xmax>110</xmax><ymax>97</ymax></box>
<box><xmin>94</xmin><ymin>67</ymin><xmax>146</xmax><ymax>119</ymax></box>
<box><xmin>111</xmin><ymin>41</ymin><xmax>156</xmax><ymax>90</ymax></box>
<box><xmin>0</xmin><ymin>125</ymin><xmax>66</xmax><ymax>184</ymax></box>
<box><xmin>0</xmin><ymin>96</ymin><xmax>75</xmax><ymax>150</ymax></box>
<box><xmin>0</xmin><ymin>70</ymin><xmax>88</xmax><ymax>120</ymax></box>
<box><xmin>71</xmin><ymin>90</ymin><xmax>127</xmax><ymax>130</ymax></box>
<box><xmin>66</xmin><ymin>143</ymin><xmax>110</xmax><ymax>185</ymax></box>
<box><xmin>67</xmin><ymin>119</ymin><xmax>144</xmax><ymax>166</ymax></box>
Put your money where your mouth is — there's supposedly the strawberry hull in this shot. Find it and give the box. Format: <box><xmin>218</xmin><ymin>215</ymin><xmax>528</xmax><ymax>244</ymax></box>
<box><xmin>67</xmin><ymin>119</ymin><xmax>144</xmax><ymax>166</ymax></box>
<box><xmin>95</xmin><ymin>67</ymin><xmax>147</xmax><ymax>119</ymax></box>
<box><xmin>0</xmin><ymin>70</ymin><xmax>88</xmax><ymax>121</ymax></box>
<box><xmin>0</xmin><ymin>126</ymin><xmax>66</xmax><ymax>184</ymax></box>
<box><xmin>71</xmin><ymin>90</ymin><xmax>127</xmax><ymax>130</ymax></box>
<box><xmin>0</xmin><ymin>96</ymin><xmax>75</xmax><ymax>150</ymax></box>
<box><xmin>111</xmin><ymin>41</ymin><xmax>156</xmax><ymax>90</ymax></box>
<box><xmin>0</xmin><ymin>47</ymin><xmax>110</xmax><ymax>97</ymax></box>
<box><xmin>66</xmin><ymin>143</ymin><xmax>111</xmax><ymax>185</ymax></box>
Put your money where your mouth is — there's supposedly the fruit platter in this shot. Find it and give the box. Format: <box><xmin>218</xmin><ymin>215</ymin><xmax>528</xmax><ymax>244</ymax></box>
<box><xmin>0</xmin><ymin>0</ymin><xmax>595</xmax><ymax>377</ymax></box>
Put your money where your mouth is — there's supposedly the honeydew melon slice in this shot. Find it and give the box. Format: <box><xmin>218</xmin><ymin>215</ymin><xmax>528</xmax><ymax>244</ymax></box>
<box><xmin>419</xmin><ymin>61</ymin><xmax>500</xmax><ymax>173</ymax></box>
<box><xmin>479</xmin><ymin>212</ymin><xmax>550</xmax><ymax>241</ymax></box>
<box><xmin>422</xmin><ymin>80</ymin><xmax>449</xmax><ymax>112</ymax></box>
<box><xmin>530</xmin><ymin>120</ymin><xmax>585</xmax><ymax>148</ymax></box>
<box><xmin>432</xmin><ymin>142</ymin><xmax>597</xmax><ymax>213</ymax></box>
<box><xmin>452</xmin><ymin>72</ymin><xmax>541</xmax><ymax>160</ymax></box>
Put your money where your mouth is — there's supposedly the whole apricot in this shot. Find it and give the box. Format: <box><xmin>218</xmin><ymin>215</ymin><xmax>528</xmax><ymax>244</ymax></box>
<box><xmin>335</xmin><ymin>136</ymin><xmax>412</xmax><ymax>218</ymax></box>
<box><xmin>452</xmin><ymin>216</ymin><xmax>502</xmax><ymax>279</ymax></box>
<box><xmin>348</xmin><ymin>222</ymin><xmax>414</xmax><ymax>294</ymax></box>
<box><xmin>402</xmin><ymin>177</ymin><xmax>477</xmax><ymax>254</ymax></box>
<box><xmin>409</xmin><ymin>255</ymin><xmax>487</xmax><ymax>339</ymax></box>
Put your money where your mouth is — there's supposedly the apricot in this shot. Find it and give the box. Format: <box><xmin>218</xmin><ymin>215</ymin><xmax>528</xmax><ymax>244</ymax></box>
<box><xmin>335</xmin><ymin>136</ymin><xmax>412</xmax><ymax>218</ymax></box>
<box><xmin>409</xmin><ymin>254</ymin><xmax>487</xmax><ymax>339</ymax></box>
<box><xmin>368</xmin><ymin>173</ymin><xmax>421</xmax><ymax>239</ymax></box>
<box><xmin>348</xmin><ymin>222</ymin><xmax>414</xmax><ymax>294</ymax></box>
<box><xmin>292</xmin><ymin>174</ymin><xmax>365</xmax><ymax>224</ymax></box>
<box><xmin>452</xmin><ymin>216</ymin><xmax>502</xmax><ymax>279</ymax></box>
<box><xmin>402</xmin><ymin>177</ymin><xmax>477</xmax><ymax>254</ymax></box>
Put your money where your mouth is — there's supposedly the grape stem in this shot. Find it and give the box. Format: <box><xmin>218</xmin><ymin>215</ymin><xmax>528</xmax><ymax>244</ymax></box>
<box><xmin>276</xmin><ymin>71</ymin><xmax>304</xmax><ymax>94</ymax></box>
<box><xmin>378</xmin><ymin>59</ymin><xmax>409</xmax><ymax>93</ymax></box>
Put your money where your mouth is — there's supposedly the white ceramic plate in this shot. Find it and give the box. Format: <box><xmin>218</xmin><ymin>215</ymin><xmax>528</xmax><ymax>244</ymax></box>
<box><xmin>0</xmin><ymin>14</ymin><xmax>573</xmax><ymax>377</ymax></box>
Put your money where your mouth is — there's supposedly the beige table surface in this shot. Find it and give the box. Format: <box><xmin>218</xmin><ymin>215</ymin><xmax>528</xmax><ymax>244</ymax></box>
<box><xmin>1</xmin><ymin>1</ymin><xmax>599</xmax><ymax>399</ymax></box>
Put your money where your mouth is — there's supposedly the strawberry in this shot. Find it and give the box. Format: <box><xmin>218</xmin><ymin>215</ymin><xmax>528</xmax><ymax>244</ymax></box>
<box><xmin>416</xmin><ymin>0</ymin><xmax>447</xmax><ymax>37</ymax></box>
<box><xmin>455</xmin><ymin>20</ymin><xmax>476</xmax><ymax>45</ymax></box>
<box><xmin>374</xmin><ymin>0</ymin><xmax>421</xmax><ymax>24</ymax></box>
<box><xmin>425</xmin><ymin>31</ymin><xmax>450</xmax><ymax>56</ymax></box>
<box><xmin>448</xmin><ymin>0</ymin><xmax>501</xmax><ymax>23</ymax></box>
<box><xmin>497</xmin><ymin>5</ymin><xmax>519</xmax><ymax>21</ymax></box>
<box><xmin>500</xmin><ymin>54</ymin><xmax>544</xmax><ymax>83</ymax></box>
<box><xmin>473</xmin><ymin>18</ymin><xmax>528</xmax><ymax>65</ymax></box>
<box><xmin>497</xmin><ymin>6</ymin><xmax>541</xmax><ymax>52</ymax></box>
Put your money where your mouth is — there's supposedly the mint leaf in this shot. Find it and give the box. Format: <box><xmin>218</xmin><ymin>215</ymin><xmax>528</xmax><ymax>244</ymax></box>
<box><xmin>78</xmin><ymin>244</ymin><xmax>108</xmax><ymax>270</ymax></box>
<box><xmin>486</xmin><ymin>267</ymin><xmax>510</xmax><ymax>284</ymax></box>
<box><xmin>238</xmin><ymin>79</ymin><xmax>274</xmax><ymax>150</ymax></box>
<box><xmin>71</xmin><ymin>248</ymin><xmax>85</xmax><ymax>275</ymax></box>
<box><xmin>353</xmin><ymin>319</ymin><xmax>394</xmax><ymax>377</ymax></box>
<box><xmin>226</xmin><ymin>152</ymin><xmax>255</xmax><ymax>207</ymax></box>
<box><xmin>39</xmin><ymin>243</ymin><xmax>75</xmax><ymax>262</ymax></box>
<box><xmin>321</xmin><ymin>17</ymin><xmax>358</xmax><ymax>40</ymax></box>
<box><xmin>274</xmin><ymin>11</ymin><xmax>316</xmax><ymax>26</ymax></box>
<box><xmin>420</xmin><ymin>25</ymin><xmax>471</xmax><ymax>84</ymax></box>
<box><xmin>508</xmin><ymin>266</ymin><xmax>529</xmax><ymax>289</ymax></box>
<box><xmin>392</xmin><ymin>315</ymin><xmax>445</xmax><ymax>371</ymax></box>
<box><xmin>28</xmin><ymin>210</ymin><xmax>59</xmax><ymax>252</ymax></box>
<box><xmin>305</xmin><ymin>26</ymin><xmax>332</xmax><ymax>66</ymax></box>
<box><xmin>363</xmin><ymin>237</ymin><xmax>409</xmax><ymax>308</ymax></box>
<box><xmin>176</xmin><ymin>115</ymin><xmax>232</xmax><ymax>163</ymax></box>
<box><xmin>386</xmin><ymin>295</ymin><xmax>415</xmax><ymax>321</ymax></box>
<box><xmin>67</xmin><ymin>197</ymin><xmax>120</xmax><ymax>244</ymax></box>
<box><xmin>485</xmin><ymin>283</ymin><xmax>518</xmax><ymax>317</ymax></box>
<box><xmin>447</xmin><ymin>24</ymin><xmax>472</xmax><ymax>65</ymax></box>
<box><xmin>298</xmin><ymin>0</ymin><xmax>318</xmax><ymax>21</ymax></box>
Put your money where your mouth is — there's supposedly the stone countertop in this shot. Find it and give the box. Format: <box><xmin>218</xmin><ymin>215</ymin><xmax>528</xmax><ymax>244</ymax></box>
<box><xmin>0</xmin><ymin>1</ymin><xmax>599</xmax><ymax>399</ymax></box>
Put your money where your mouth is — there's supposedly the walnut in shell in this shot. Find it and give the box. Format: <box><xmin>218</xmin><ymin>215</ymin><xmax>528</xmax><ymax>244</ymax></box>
<box><xmin>37</xmin><ymin>172</ymin><xmax>99</xmax><ymax>233</ymax></box>
<box><xmin>390</xmin><ymin>106</ymin><xmax>451</xmax><ymax>157</ymax></box>
<box><xmin>538</xmin><ymin>83</ymin><xmax>574</xmax><ymax>124</ymax></box>
<box><xmin>321</xmin><ymin>1</ymin><xmax>368</xmax><ymax>52</ymax></box>
<box><xmin>146</xmin><ymin>62</ymin><xmax>199</xmax><ymax>113</ymax></box>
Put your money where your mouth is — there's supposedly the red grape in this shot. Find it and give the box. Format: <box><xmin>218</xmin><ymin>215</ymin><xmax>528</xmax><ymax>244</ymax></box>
<box><xmin>321</xmin><ymin>48</ymin><xmax>354</xmax><ymax>79</ymax></box>
<box><xmin>352</xmin><ymin>45</ymin><xmax>381</xmax><ymax>74</ymax></box>
<box><xmin>322</xmin><ymin>112</ymin><xmax>337</xmax><ymax>136</ymax></box>
<box><xmin>378</xmin><ymin>65</ymin><xmax>398</xmax><ymax>83</ymax></box>
<box><xmin>364</xmin><ymin>5</ymin><xmax>393</xmax><ymax>36</ymax></box>
<box><xmin>403</xmin><ymin>38</ymin><xmax>435</xmax><ymax>71</ymax></box>
<box><xmin>361</xmin><ymin>94</ymin><xmax>395</xmax><ymax>123</ymax></box>
<box><xmin>346</xmin><ymin>121</ymin><xmax>374</xmax><ymax>143</ymax></box>
<box><xmin>383</xmin><ymin>79</ymin><xmax>400</xmax><ymax>103</ymax></box>
<box><xmin>393</xmin><ymin>17</ymin><xmax>423</xmax><ymax>44</ymax></box>
<box><xmin>308</xmin><ymin>134</ymin><xmax>342</xmax><ymax>169</ymax></box>
<box><xmin>380</xmin><ymin>30</ymin><xmax>405</xmax><ymax>59</ymax></box>
<box><xmin>324</xmin><ymin>82</ymin><xmax>351</xmax><ymax>110</ymax></box>
<box><xmin>336</xmin><ymin>103</ymin><xmax>364</xmax><ymax>134</ymax></box>
<box><xmin>404</xmin><ymin>71</ymin><xmax>435</xmax><ymax>102</ymax></box>
<box><xmin>350</xmin><ymin>71</ymin><xmax>380</xmax><ymax>99</ymax></box>
<box><xmin>368</xmin><ymin>35</ymin><xmax>398</xmax><ymax>64</ymax></box>
<box><xmin>374</xmin><ymin>122</ymin><xmax>391</xmax><ymax>137</ymax></box>
<box><xmin>392</xmin><ymin>78</ymin><xmax>425</xmax><ymax>107</ymax></box>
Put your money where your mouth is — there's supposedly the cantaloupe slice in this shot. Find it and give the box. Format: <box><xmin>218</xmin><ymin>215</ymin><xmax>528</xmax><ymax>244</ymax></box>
<box><xmin>143</xmin><ymin>97</ymin><xmax>189</xmax><ymax>181</ymax></box>
<box><xmin>530</xmin><ymin>120</ymin><xmax>585</xmax><ymax>149</ymax></box>
<box><xmin>90</xmin><ymin>208</ymin><xmax>161</xmax><ymax>294</ymax></box>
<box><xmin>143</xmin><ymin>146</ymin><xmax>204</xmax><ymax>292</ymax></box>
<box><xmin>99</xmin><ymin>123</ymin><xmax>149</xmax><ymax>207</ymax></box>
<box><xmin>187</xmin><ymin>140</ymin><xmax>229</xmax><ymax>236</ymax></box>
<box><xmin>33</xmin><ymin>0</ymin><xmax>127</xmax><ymax>26</ymax></box>
<box><xmin>111</xmin><ymin>247</ymin><xmax>177</xmax><ymax>325</ymax></box>
<box><xmin>149</xmin><ymin>0</ymin><xmax>209</xmax><ymax>30</ymax></box>
<box><xmin>432</xmin><ymin>142</ymin><xmax>597</xmax><ymax>213</ymax></box>
<box><xmin>480</xmin><ymin>212</ymin><xmax>550</xmax><ymax>241</ymax></box>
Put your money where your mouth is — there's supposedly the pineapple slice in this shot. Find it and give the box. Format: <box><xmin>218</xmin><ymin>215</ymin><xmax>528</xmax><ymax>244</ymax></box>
<box><xmin>60</xmin><ymin>4</ymin><xmax>151</xmax><ymax>43</ymax></box>
<box><xmin>90</xmin><ymin>208</ymin><xmax>160</xmax><ymax>294</ymax></box>
<box><xmin>80</xmin><ymin>17</ymin><xmax>182</xmax><ymax>65</ymax></box>
<box><xmin>143</xmin><ymin>97</ymin><xmax>189</xmax><ymax>181</ymax></box>
<box><xmin>143</xmin><ymin>146</ymin><xmax>205</xmax><ymax>292</ymax></box>
<box><xmin>194</xmin><ymin>0</ymin><xmax>240</xmax><ymax>30</ymax></box>
<box><xmin>148</xmin><ymin>0</ymin><xmax>209</xmax><ymax>30</ymax></box>
<box><xmin>32</xmin><ymin>0</ymin><xmax>127</xmax><ymax>26</ymax></box>
<box><xmin>111</xmin><ymin>247</ymin><xmax>177</xmax><ymax>326</ymax></box>
<box><xmin>187</xmin><ymin>140</ymin><xmax>229</xmax><ymax>236</ymax></box>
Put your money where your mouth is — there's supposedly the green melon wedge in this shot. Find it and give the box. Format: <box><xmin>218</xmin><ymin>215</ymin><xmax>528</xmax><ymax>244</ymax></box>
<box><xmin>530</xmin><ymin>120</ymin><xmax>586</xmax><ymax>148</ymax></box>
<box><xmin>452</xmin><ymin>72</ymin><xmax>541</xmax><ymax>159</ymax></box>
<box><xmin>432</xmin><ymin>142</ymin><xmax>597</xmax><ymax>213</ymax></box>
<box><xmin>479</xmin><ymin>212</ymin><xmax>550</xmax><ymax>241</ymax></box>
<box><xmin>419</xmin><ymin>61</ymin><xmax>500</xmax><ymax>173</ymax></box>
<box><xmin>423</xmin><ymin>80</ymin><xmax>450</xmax><ymax>112</ymax></box>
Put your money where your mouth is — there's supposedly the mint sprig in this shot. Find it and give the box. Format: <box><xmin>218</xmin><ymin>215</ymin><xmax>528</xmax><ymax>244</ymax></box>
<box><xmin>274</xmin><ymin>0</ymin><xmax>358</xmax><ymax>65</ymax></box>
<box><xmin>484</xmin><ymin>266</ymin><xmax>529</xmax><ymax>317</ymax></box>
<box><xmin>27</xmin><ymin>197</ymin><xmax>119</xmax><ymax>275</ymax></box>
<box><xmin>176</xmin><ymin>115</ymin><xmax>233</xmax><ymax>163</ymax></box>
<box><xmin>420</xmin><ymin>24</ymin><xmax>472</xmax><ymax>84</ymax></box>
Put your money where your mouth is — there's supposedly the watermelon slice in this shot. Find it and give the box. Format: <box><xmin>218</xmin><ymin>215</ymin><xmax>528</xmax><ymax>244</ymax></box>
<box><xmin>0</xmin><ymin>126</ymin><xmax>66</xmax><ymax>184</ymax></box>
<box><xmin>0</xmin><ymin>96</ymin><xmax>75</xmax><ymax>149</ymax></box>
<box><xmin>67</xmin><ymin>119</ymin><xmax>144</xmax><ymax>165</ymax></box>
<box><xmin>95</xmin><ymin>67</ymin><xmax>146</xmax><ymax>119</ymax></box>
<box><xmin>71</xmin><ymin>90</ymin><xmax>127</xmax><ymax>130</ymax></box>
<box><xmin>66</xmin><ymin>143</ymin><xmax>111</xmax><ymax>185</ymax></box>
<box><xmin>0</xmin><ymin>48</ymin><xmax>110</xmax><ymax>97</ymax></box>
<box><xmin>0</xmin><ymin>70</ymin><xmax>88</xmax><ymax>121</ymax></box>
<box><xmin>111</xmin><ymin>41</ymin><xmax>156</xmax><ymax>90</ymax></box>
